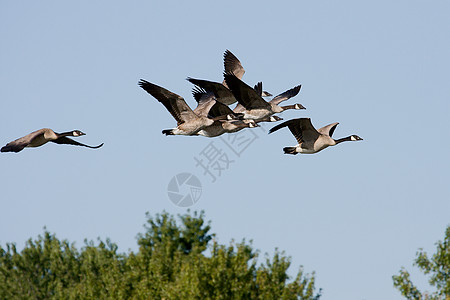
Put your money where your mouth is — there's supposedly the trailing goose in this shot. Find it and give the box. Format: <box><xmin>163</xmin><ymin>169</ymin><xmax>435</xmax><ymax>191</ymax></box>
<box><xmin>138</xmin><ymin>79</ymin><xmax>217</xmax><ymax>136</ymax></box>
<box><xmin>269</xmin><ymin>118</ymin><xmax>363</xmax><ymax>154</ymax></box>
<box><xmin>191</xmin><ymin>88</ymin><xmax>258</xmax><ymax>137</ymax></box>
<box><xmin>1</xmin><ymin>128</ymin><xmax>103</xmax><ymax>153</ymax></box>
<box><xmin>186</xmin><ymin>50</ymin><xmax>271</xmax><ymax>105</ymax></box>
<box><xmin>224</xmin><ymin>73</ymin><xmax>305</xmax><ymax>121</ymax></box>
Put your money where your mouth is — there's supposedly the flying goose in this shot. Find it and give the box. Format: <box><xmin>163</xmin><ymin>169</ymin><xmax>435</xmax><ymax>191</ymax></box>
<box><xmin>224</xmin><ymin>73</ymin><xmax>305</xmax><ymax>121</ymax></box>
<box><xmin>191</xmin><ymin>88</ymin><xmax>258</xmax><ymax>137</ymax></box>
<box><xmin>1</xmin><ymin>128</ymin><xmax>104</xmax><ymax>153</ymax></box>
<box><xmin>268</xmin><ymin>118</ymin><xmax>363</xmax><ymax>154</ymax></box>
<box><xmin>138</xmin><ymin>79</ymin><xmax>218</xmax><ymax>136</ymax></box>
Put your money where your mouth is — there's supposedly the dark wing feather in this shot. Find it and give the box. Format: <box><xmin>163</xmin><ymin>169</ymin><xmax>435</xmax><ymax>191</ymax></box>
<box><xmin>1</xmin><ymin>142</ymin><xmax>28</xmax><ymax>153</ymax></box>
<box><xmin>139</xmin><ymin>79</ymin><xmax>196</xmax><ymax>125</ymax></box>
<box><xmin>269</xmin><ymin>119</ymin><xmax>304</xmax><ymax>143</ymax></box>
<box><xmin>208</xmin><ymin>101</ymin><xmax>234</xmax><ymax>118</ymax></box>
<box><xmin>187</xmin><ymin>77</ymin><xmax>236</xmax><ymax>105</ymax></box>
<box><xmin>269</xmin><ymin>85</ymin><xmax>302</xmax><ymax>105</ymax></box>
<box><xmin>191</xmin><ymin>86</ymin><xmax>208</xmax><ymax>103</ymax></box>
<box><xmin>254</xmin><ymin>82</ymin><xmax>263</xmax><ymax>97</ymax></box>
<box><xmin>223</xmin><ymin>73</ymin><xmax>271</xmax><ymax>110</ymax></box>
<box><xmin>1</xmin><ymin>129</ymin><xmax>47</xmax><ymax>153</ymax></box>
<box><xmin>223</xmin><ymin>49</ymin><xmax>245</xmax><ymax>80</ymax></box>
<box><xmin>329</xmin><ymin>124</ymin><xmax>338</xmax><ymax>137</ymax></box>
<box><xmin>51</xmin><ymin>137</ymin><xmax>104</xmax><ymax>149</ymax></box>
<box><xmin>269</xmin><ymin>118</ymin><xmax>319</xmax><ymax>144</ymax></box>
<box><xmin>191</xmin><ymin>86</ymin><xmax>219</xmax><ymax>117</ymax></box>
<box><xmin>297</xmin><ymin>118</ymin><xmax>320</xmax><ymax>142</ymax></box>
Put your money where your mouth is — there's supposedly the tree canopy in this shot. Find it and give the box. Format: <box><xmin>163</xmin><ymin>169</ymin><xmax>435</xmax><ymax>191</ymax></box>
<box><xmin>0</xmin><ymin>211</ymin><xmax>321</xmax><ymax>299</ymax></box>
<box><xmin>393</xmin><ymin>226</ymin><xmax>450</xmax><ymax>300</ymax></box>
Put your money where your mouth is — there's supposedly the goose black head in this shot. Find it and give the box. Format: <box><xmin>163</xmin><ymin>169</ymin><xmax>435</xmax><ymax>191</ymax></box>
<box><xmin>72</xmin><ymin>130</ymin><xmax>86</xmax><ymax>137</ymax></box>
<box><xmin>351</xmin><ymin>135</ymin><xmax>363</xmax><ymax>141</ymax></box>
<box><xmin>269</xmin><ymin>116</ymin><xmax>283</xmax><ymax>122</ymax></box>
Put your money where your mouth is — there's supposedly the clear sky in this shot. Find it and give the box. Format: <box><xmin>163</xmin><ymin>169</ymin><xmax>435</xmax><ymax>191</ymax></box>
<box><xmin>1</xmin><ymin>1</ymin><xmax>449</xmax><ymax>299</ymax></box>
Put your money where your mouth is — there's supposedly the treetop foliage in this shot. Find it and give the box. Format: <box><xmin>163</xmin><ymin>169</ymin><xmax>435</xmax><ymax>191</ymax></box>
<box><xmin>0</xmin><ymin>210</ymin><xmax>321</xmax><ymax>299</ymax></box>
<box><xmin>393</xmin><ymin>226</ymin><xmax>450</xmax><ymax>300</ymax></box>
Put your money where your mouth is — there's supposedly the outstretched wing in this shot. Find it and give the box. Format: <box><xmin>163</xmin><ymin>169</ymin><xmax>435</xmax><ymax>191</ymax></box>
<box><xmin>269</xmin><ymin>85</ymin><xmax>302</xmax><ymax>105</ymax></box>
<box><xmin>209</xmin><ymin>101</ymin><xmax>232</xmax><ymax>117</ymax></box>
<box><xmin>192</xmin><ymin>92</ymin><xmax>216</xmax><ymax>118</ymax></box>
<box><xmin>269</xmin><ymin>118</ymin><xmax>319</xmax><ymax>144</ymax></box>
<box><xmin>223</xmin><ymin>73</ymin><xmax>271</xmax><ymax>110</ymax></box>
<box><xmin>187</xmin><ymin>77</ymin><xmax>236</xmax><ymax>105</ymax></box>
<box><xmin>139</xmin><ymin>79</ymin><xmax>196</xmax><ymax>125</ymax></box>
<box><xmin>223</xmin><ymin>49</ymin><xmax>245</xmax><ymax>81</ymax></box>
<box><xmin>254</xmin><ymin>82</ymin><xmax>263</xmax><ymax>97</ymax></box>
<box><xmin>318</xmin><ymin>122</ymin><xmax>339</xmax><ymax>137</ymax></box>
<box><xmin>1</xmin><ymin>129</ymin><xmax>47</xmax><ymax>153</ymax></box>
<box><xmin>51</xmin><ymin>137</ymin><xmax>104</xmax><ymax>149</ymax></box>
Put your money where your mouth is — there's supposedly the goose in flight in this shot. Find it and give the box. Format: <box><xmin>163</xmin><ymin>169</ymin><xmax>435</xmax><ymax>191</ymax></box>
<box><xmin>269</xmin><ymin>118</ymin><xmax>363</xmax><ymax>154</ymax></box>
<box><xmin>224</xmin><ymin>73</ymin><xmax>305</xmax><ymax>121</ymax></box>
<box><xmin>138</xmin><ymin>79</ymin><xmax>217</xmax><ymax>136</ymax></box>
<box><xmin>1</xmin><ymin>128</ymin><xmax>103</xmax><ymax>153</ymax></box>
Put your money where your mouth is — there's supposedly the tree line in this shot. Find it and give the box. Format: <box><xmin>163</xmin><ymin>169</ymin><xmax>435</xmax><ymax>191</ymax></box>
<box><xmin>0</xmin><ymin>210</ymin><xmax>448</xmax><ymax>299</ymax></box>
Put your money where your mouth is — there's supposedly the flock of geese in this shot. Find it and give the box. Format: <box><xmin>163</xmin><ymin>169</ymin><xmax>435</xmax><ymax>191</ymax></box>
<box><xmin>1</xmin><ymin>50</ymin><xmax>362</xmax><ymax>155</ymax></box>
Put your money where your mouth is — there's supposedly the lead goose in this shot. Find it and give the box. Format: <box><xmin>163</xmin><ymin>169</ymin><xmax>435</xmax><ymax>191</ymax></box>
<box><xmin>1</xmin><ymin>128</ymin><xmax>103</xmax><ymax>153</ymax></box>
<box><xmin>191</xmin><ymin>88</ymin><xmax>258</xmax><ymax>137</ymax></box>
<box><xmin>224</xmin><ymin>73</ymin><xmax>305</xmax><ymax>121</ymax></box>
<box><xmin>186</xmin><ymin>50</ymin><xmax>271</xmax><ymax>105</ymax></box>
<box><xmin>138</xmin><ymin>79</ymin><xmax>217</xmax><ymax>136</ymax></box>
<box><xmin>269</xmin><ymin>118</ymin><xmax>363</xmax><ymax>154</ymax></box>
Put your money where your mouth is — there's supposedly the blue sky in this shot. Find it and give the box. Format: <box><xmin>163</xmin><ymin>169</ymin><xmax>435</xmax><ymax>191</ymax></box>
<box><xmin>1</xmin><ymin>1</ymin><xmax>449</xmax><ymax>299</ymax></box>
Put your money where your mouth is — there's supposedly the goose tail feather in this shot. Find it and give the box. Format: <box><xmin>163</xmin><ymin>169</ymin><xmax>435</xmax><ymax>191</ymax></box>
<box><xmin>283</xmin><ymin>147</ymin><xmax>297</xmax><ymax>155</ymax></box>
<box><xmin>162</xmin><ymin>129</ymin><xmax>174</xmax><ymax>136</ymax></box>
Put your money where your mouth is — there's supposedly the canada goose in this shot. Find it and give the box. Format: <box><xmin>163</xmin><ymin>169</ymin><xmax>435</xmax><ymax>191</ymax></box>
<box><xmin>268</xmin><ymin>118</ymin><xmax>363</xmax><ymax>154</ymax></box>
<box><xmin>191</xmin><ymin>88</ymin><xmax>258</xmax><ymax>137</ymax></box>
<box><xmin>224</xmin><ymin>73</ymin><xmax>305</xmax><ymax>121</ymax></box>
<box><xmin>138</xmin><ymin>79</ymin><xmax>217</xmax><ymax>136</ymax></box>
<box><xmin>1</xmin><ymin>128</ymin><xmax>103</xmax><ymax>153</ymax></box>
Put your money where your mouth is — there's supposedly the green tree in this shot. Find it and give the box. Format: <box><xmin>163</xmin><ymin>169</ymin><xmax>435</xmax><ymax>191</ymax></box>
<box><xmin>0</xmin><ymin>210</ymin><xmax>321</xmax><ymax>299</ymax></box>
<box><xmin>393</xmin><ymin>226</ymin><xmax>450</xmax><ymax>300</ymax></box>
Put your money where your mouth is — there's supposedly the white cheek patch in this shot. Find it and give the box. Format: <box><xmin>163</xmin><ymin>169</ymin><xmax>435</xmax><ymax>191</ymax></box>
<box><xmin>73</xmin><ymin>131</ymin><xmax>79</xmax><ymax>136</ymax></box>
<box><xmin>351</xmin><ymin>136</ymin><xmax>357</xmax><ymax>141</ymax></box>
